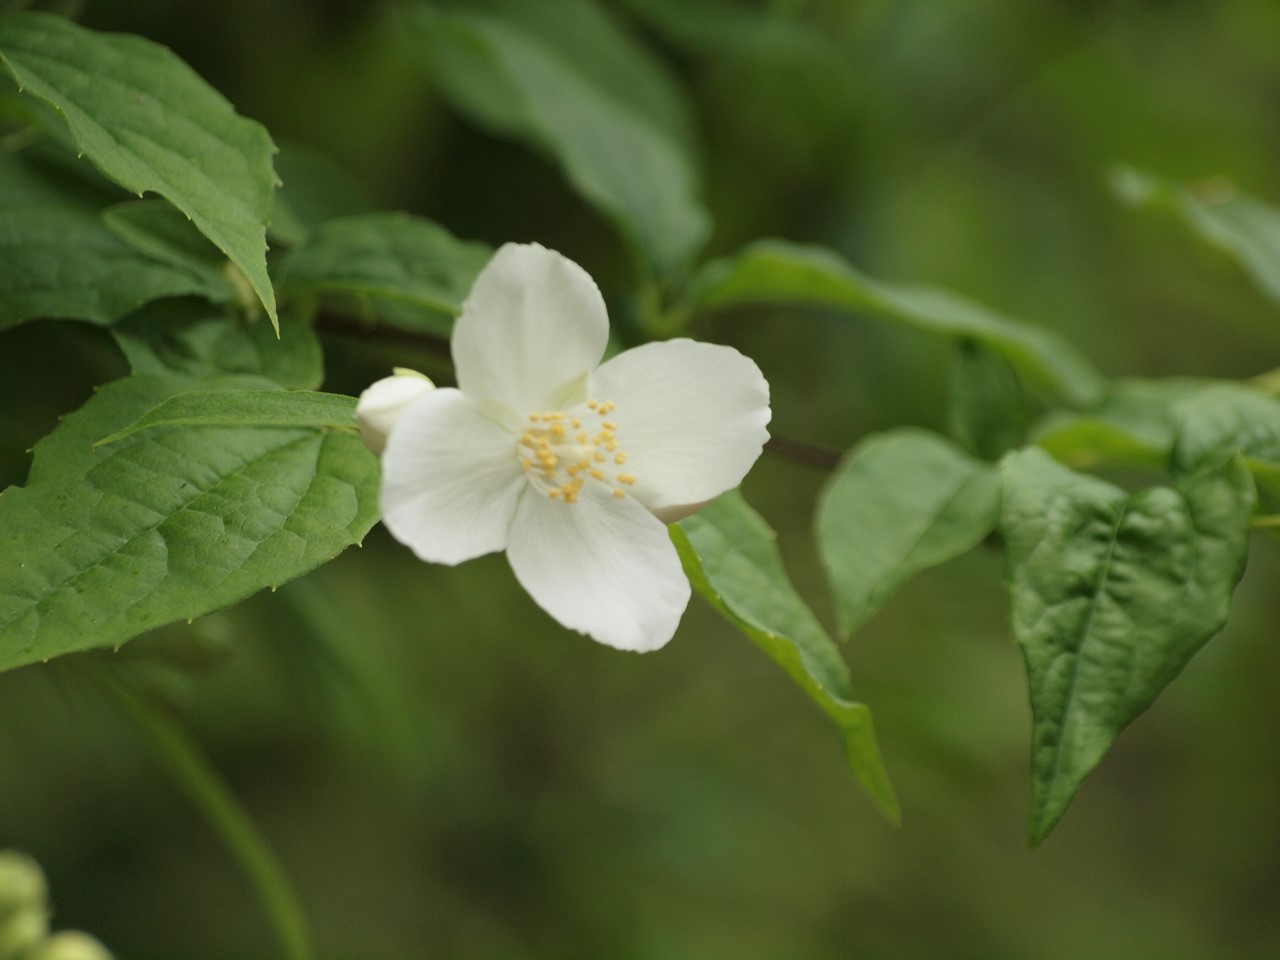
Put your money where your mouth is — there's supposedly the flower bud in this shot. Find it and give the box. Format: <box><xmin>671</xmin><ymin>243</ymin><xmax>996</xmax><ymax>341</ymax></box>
<box><xmin>356</xmin><ymin>369</ymin><xmax>435</xmax><ymax>455</ymax></box>
<box><xmin>28</xmin><ymin>931</ymin><xmax>113</xmax><ymax>960</ymax></box>
<box><xmin>0</xmin><ymin>909</ymin><xmax>48</xmax><ymax>959</ymax></box>
<box><xmin>0</xmin><ymin>851</ymin><xmax>47</xmax><ymax>921</ymax></box>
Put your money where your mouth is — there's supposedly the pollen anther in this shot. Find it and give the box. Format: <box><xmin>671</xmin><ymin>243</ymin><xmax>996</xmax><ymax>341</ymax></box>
<box><xmin>517</xmin><ymin>400</ymin><xmax>638</xmax><ymax>505</ymax></box>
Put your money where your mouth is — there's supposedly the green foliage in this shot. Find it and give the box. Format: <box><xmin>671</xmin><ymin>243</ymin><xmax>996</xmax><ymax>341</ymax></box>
<box><xmin>685</xmin><ymin>240</ymin><xmax>1105</xmax><ymax>407</ymax></box>
<box><xmin>97</xmin><ymin>389</ymin><xmax>359</xmax><ymax>444</ymax></box>
<box><xmin>0</xmin><ymin>371</ymin><xmax>379</xmax><ymax>673</ymax></box>
<box><xmin>101</xmin><ymin>200</ymin><xmax>239</xmax><ymax>305</ymax></box>
<box><xmin>113</xmin><ymin>304</ymin><xmax>323</xmax><ymax>390</ymax></box>
<box><xmin>0</xmin><ymin>12</ymin><xmax>279</xmax><ymax>327</ymax></box>
<box><xmin>1116</xmin><ymin>166</ymin><xmax>1280</xmax><ymax>310</ymax></box>
<box><xmin>947</xmin><ymin>339</ymin><xmax>1027</xmax><ymax>460</ymax></box>
<box><xmin>816</xmin><ymin>429</ymin><xmax>1000</xmax><ymax>637</ymax></box>
<box><xmin>276</xmin><ymin>213</ymin><xmax>491</xmax><ymax>335</ymax></box>
<box><xmin>1170</xmin><ymin>383</ymin><xmax>1280</xmax><ymax>497</ymax></box>
<box><xmin>674</xmin><ymin>492</ymin><xmax>900</xmax><ymax>824</ymax></box>
<box><xmin>268</xmin><ymin>142</ymin><xmax>375</xmax><ymax>246</ymax></box>
<box><xmin>0</xmin><ymin>150</ymin><xmax>214</xmax><ymax>329</ymax></box>
<box><xmin>6</xmin><ymin>2</ymin><xmax>1280</xmax><ymax>951</ymax></box>
<box><xmin>408</xmin><ymin>0</ymin><xmax>708</xmax><ymax>278</ymax></box>
<box><xmin>1000</xmin><ymin>448</ymin><xmax>1255</xmax><ymax>845</ymax></box>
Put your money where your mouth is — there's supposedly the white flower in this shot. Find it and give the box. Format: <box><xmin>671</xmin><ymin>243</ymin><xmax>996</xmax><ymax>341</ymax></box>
<box><xmin>373</xmin><ymin>242</ymin><xmax>771</xmax><ymax>652</ymax></box>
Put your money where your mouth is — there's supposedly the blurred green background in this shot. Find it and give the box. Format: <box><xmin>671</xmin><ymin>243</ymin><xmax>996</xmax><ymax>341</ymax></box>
<box><xmin>3</xmin><ymin>0</ymin><xmax>1280</xmax><ymax>957</ymax></box>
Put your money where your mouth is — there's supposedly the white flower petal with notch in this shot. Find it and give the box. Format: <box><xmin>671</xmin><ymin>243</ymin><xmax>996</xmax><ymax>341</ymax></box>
<box><xmin>506</xmin><ymin>482</ymin><xmax>690</xmax><ymax>652</ymax></box>
<box><xmin>589</xmin><ymin>339</ymin><xmax>771</xmax><ymax>513</ymax></box>
<box><xmin>452</xmin><ymin>242</ymin><xmax>608</xmax><ymax>417</ymax></box>
<box><xmin>380</xmin><ymin>388</ymin><xmax>527</xmax><ymax>565</ymax></box>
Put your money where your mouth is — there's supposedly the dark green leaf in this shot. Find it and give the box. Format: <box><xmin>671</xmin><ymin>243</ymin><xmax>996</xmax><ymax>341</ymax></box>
<box><xmin>102</xmin><ymin>199</ymin><xmax>239</xmax><ymax>304</ymax></box>
<box><xmin>113</xmin><ymin>302</ymin><xmax>323</xmax><ymax>391</ymax></box>
<box><xmin>0</xmin><ymin>12</ymin><xmax>279</xmax><ymax>326</ymax></box>
<box><xmin>1001</xmin><ymin>447</ymin><xmax>1254</xmax><ymax>845</ymax></box>
<box><xmin>0</xmin><ymin>150</ymin><xmax>213</xmax><ymax>329</ymax></box>
<box><xmin>275</xmin><ymin>213</ymin><xmax>491</xmax><ymax>336</ymax></box>
<box><xmin>99</xmin><ymin>389</ymin><xmax>357</xmax><ymax>445</ymax></box>
<box><xmin>269</xmin><ymin>141</ymin><xmax>375</xmax><ymax>247</ymax></box>
<box><xmin>410</xmin><ymin>0</ymin><xmax>708</xmax><ymax>277</ymax></box>
<box><xmin>0</xmin><ymin>373</ymin><xmax>379</xmax><ymax>672</ymax></box>
<box><xmin>1115</xmin><ymin>166</ymin><xmax>1280</xmax><ymax>308</ymax></box>
<box><xmin>947</xmin><ymin>339</ymin><xmax>1027</xmax><ymax>460</ymax></box>
<box><xmin>685</xmin><ymin>240</ymin><xmax>1104</xmax><ymax>407</ymax></box>
<box><xmin>817</xmin><ymin>429</ymin><xmax>1000</xmax><ymax>637</ymax></box>
<box><xmin>673</xmin><ymin>492</ymin><xmax>900</xmax><ymax>823</ymax></box>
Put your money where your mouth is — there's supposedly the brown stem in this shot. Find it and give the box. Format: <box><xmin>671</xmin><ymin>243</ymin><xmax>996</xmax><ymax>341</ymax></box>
<box><xmin>763</xmin><ymin>436</ymin><xmax>842</xmax><ymax>471</ymax></box>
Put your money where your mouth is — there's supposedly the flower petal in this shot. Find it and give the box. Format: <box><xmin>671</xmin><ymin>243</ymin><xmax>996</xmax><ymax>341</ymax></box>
<box><xmin>506</xmin><ymin>483</ymin><xmax>691</xmax><ymax>652</ymax></box>
<box><xmin>589</xmin><ymin>339</ymin><xmax>771</xmax><ymax>512</ymax></box>
<box><xmin>380</xmin><ymin>388</ymin><xmax>525</xmax><ymax>564</ymax></box>
<box><xmin>453</xmin><ymin>243</ymin><xmax>609</xmax><ymax>415</ymax></box>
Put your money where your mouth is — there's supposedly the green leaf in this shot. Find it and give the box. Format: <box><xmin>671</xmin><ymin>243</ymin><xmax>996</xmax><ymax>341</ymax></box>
<box><xmin>1032</xmin><ymin>378</ymin><xmax>1280</xmax><ymax>496</ymax></box>
<box><xmin>0</xmin><ymin>374</ymin><xmax>379</xmax><ymax>672</ymax></box>
<box><xmin>0</xmin><ymin>12</ymin><xmax>279</xmax><ymax>327</ymax></box>
<box><xmin>1114</xmin><ymin>166</ymin><xmax>1280</xmax><ymax>308</ymax></box>
<box><xmin>1031</xmin><ymin>378</ymin><xmax>1209</xmax><ymax>470</ymax></box>
<box><xmin>275</xmin><ymin>212</ymin><xmax>491</xmax><ymax>336</ymax></box>
<box><xmin>947</xmin><ymin>339</ymin><xmax>1027</xmax><ymax>460</ymax></box>
<box><xmin>102</xmin><ymin>199</ymin><xmax>239</xmax><ymax>304</ymax></box>
<box><xmin>685</xmin><ymin>240</ymin><xmax>1105</xmax><ymax>408</ymax></box>
<box><xmin>105</xmin><ymin>677</ymin><xmax>314</xmax><ymax>960</ymax></box>
<box><xmin>0</xmin><ymin>149</ymin><xmax>214</xmax><ymax>329</ymax></box>
<box><xmin>409</xmin><ymin>0</ymin><xmax>708</xmax><ymax>277</ymax></box>
<box><xmin>269</xmin><ymin>142</ymin><xmax>375</xmax><ymax>247</ymax></box>
<box><xmin>673</xmin><ymin>492</ymin><xmax>900</xmax><ymax>823</ymax></box>
<box><xmin>816</xmin><ymin>429</ymin><xmax>1000</xmax><ymax>637</ymax></box>
<box><xmin>1001</xmin><ymin>447</ymin><xmax>1255</xmax><ymax>845</ymax></box>
<box><xmin>99</xmin><ymin>389</ymin><xmax>357</xmax><ymax>445</ymax></box>
<box><xmin>1168</xmin><ymin>383</ymin><xmax>1280</xmax><ymax>500</ymax></box>
<box><xmin>113</xmin><ymin>302</ymin><xmax>323</xmax><ymax>391</ymax></box>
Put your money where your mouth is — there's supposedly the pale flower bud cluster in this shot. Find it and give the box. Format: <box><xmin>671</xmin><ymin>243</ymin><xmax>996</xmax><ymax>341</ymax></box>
<box><xmin>0</xmin><ymin>851</ymin><xmax>113</xmax><ymax>960</ymax></box>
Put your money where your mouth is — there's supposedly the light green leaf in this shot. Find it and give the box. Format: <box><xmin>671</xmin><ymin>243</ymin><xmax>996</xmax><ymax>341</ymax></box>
<box><xmin>1032</xmin><ymin>378</ymin><xmax>1280</xmax><ymax>496</ymax></box>
<box><xmin>685</xmin><ymin>240</ymin><xmax>1105</xmax><ymax>407</ymax></box>
<box><xmin>275</xmin><ymin>212</ymin><xmax>491</xmax><ymax>336</ymax></box>
<box><xmin>673</xmin><ymin>492</ymin><xmax>900</xmax><ymax>823</ymax></box>
<box><xmin>1114</xmin><ymin>166</ymin><xmax>1280</xmax><ymax>308</ymax></box>
<box><xmin>817</xmin><ymin>429</ymin><xmax>1000</xmax><ymax>637</ymax></box>
<box><xmin>410</xmin><ymin>0</ymin><xmax>708</xmax><ymax>277</ymax></box>
<box><xmin>1030</xmin><ymin>378</ymin><xmax>1208</xmax><ymax>470</ymax></box>
<box><xmin>1170</xmin><ymin>383</ymin><xmax>1280</xmax><ymax>498</ymax></box>
<box><xmin>947</xmin><ymin>339</ymin><xmax>1027</xmax><ymax>460</ymax></box>
<box><xmin>0</xmin><ymin>374</ymin><xmax>379</xmax><ymax>672</ymax></box>
<box><xmin>99</xmin><ymin>389</ymin><xmax>357</xmax><ymax>445</ymax></box>
<box><xmin>113</xmin><ymin>302</ymin><xmax>323</xmax><ymax>391</ymax></box>
<box><xmin>0</xmin><ymin>12</ymin><xmax>279</xmax><ymax>327</ymax></box>
<box><xmin>1001</xmin><ymin>447</ymin><xmax>1254</xmax><ymax>845</ymax></box>
<box><xmin>0</xmin><ymin>149</ymin><xmax>213</xmax><ymax>329</ymax></box>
